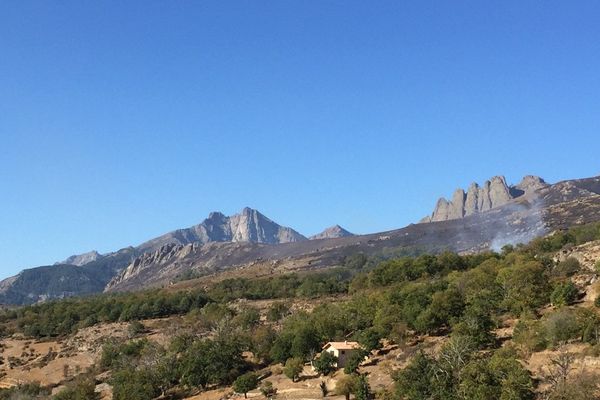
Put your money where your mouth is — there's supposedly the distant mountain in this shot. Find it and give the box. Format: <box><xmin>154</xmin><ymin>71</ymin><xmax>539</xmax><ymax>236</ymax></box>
<box><xmin>55</xmin><ymin>250</ymin><xmax>102</xmax><ymax>267</ymax></box>
<box><xmin>0</xmin><ymin>208</ymin><xmax>305</xmax><ymax>305</ymax></box>
<box><xmin>310</xmin><ymin>225</ymin><xmax>354</xmax><ymax>240</ymax></box>
<box><xmin>137</xmin><ymin>207</ymin><xmax>306</xmax><ymax>253</ymax></box>
<box><xmin>0</xmin><ymin>248</ymin><xmax>139</xmax><ymax>305</ymax></box>
<box><xmin>105</xmin><ymin>175</ymin><xmax>600</xmax><ymax>293</ymax></box>
<box><xmin>3</xmin><ymin>177</ymin><xmax>600</xmax><ymax>305</ymax></box>
<box><xmin>420</xmin><ymin>175</ymin><xmax>549</xmax><ymax>222</ymax></box>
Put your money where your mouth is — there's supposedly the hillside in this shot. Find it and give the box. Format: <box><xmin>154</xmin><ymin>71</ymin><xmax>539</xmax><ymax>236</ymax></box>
<box><xmin>2</xmin><ymin>222</ymin><xmax>600</xmax><ymax>399</ymax></box>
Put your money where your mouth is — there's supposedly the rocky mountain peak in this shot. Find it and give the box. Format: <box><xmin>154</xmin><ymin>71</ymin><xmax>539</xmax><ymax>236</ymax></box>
<box><xmin>137</xmin><ymin>207</ymin><xmax>307</xmax><ymax>253</ymax></box>
<box><xmin>207</xmin><ymin>211</ymin><xmax>226</xmax><ymax>220</ymax></box>
<box><xmin>309</xmin><ymin>225</ymin><xmax>354</xmax><ymax>240</ymax></box>
<box><xmin>55</xmin><ymin>250</ymin><xmax>102</xmax><ymax>267</ymax></box>
<box><xmin>421</xmin><ymin>175</ymin><xmax>548</xmax><ymax>223</ymax></box>
<box><xmin>514</xmin><ymin>175</ymin><xmax>548</xmax><ymax>195</ymax></box>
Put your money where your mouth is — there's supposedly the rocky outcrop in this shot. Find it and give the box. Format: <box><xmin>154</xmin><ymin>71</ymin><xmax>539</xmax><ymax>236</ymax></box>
<box><xmin>421</xmin><ymin>175</ymin><xmax>548</xmax><ymax>223</ymax></box>
<box><xmin>309</xmin><ymin>225</ymin><xmax>354</xmax><ymax>240</ymax></box>
<box><xmin>137</xmin><ymin>207</ymin><xmax>306</xmax><ymax>252</ymax></box>
<box><xmin>56</xmin><ymin>250</ymin><xmax>102</xmax><ymax>266</ymax></box>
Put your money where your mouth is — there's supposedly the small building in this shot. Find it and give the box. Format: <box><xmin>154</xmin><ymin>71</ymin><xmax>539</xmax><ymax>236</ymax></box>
<box><xmin>322</xmin><ymin>341</ymin><xmax>362</xmax><ymax>368</ymax></box>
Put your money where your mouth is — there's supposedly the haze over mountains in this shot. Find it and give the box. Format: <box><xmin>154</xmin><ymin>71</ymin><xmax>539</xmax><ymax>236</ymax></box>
<box><xmin>2</xmin><ymin>174</ymin><xmax>600</xmax><ymax>305</ymax></box>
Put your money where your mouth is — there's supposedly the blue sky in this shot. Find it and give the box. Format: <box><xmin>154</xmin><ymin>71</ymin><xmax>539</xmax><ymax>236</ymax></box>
<box><xmin>1</xmin><ymin>1</ymin><xmax>599</xmax><ymax>278</ymax></box>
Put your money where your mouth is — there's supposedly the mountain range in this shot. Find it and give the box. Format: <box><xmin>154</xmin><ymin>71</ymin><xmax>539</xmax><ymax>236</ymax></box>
<box><xmin>2</xmin><ymin>174</ymin><xmax>600</xmax><ymax>305</ymax></box>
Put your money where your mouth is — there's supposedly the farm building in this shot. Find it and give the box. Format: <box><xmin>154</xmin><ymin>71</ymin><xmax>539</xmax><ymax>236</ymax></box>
<box><xmin>321</xmin><ymin>341</ymin><xmax>362</xmax><ymax>368</ymax></box>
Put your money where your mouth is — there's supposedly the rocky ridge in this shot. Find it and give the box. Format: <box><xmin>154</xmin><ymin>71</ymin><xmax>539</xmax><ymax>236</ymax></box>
<box><xmin>55</xmin><ymin>251</ymin><xmax>103</xmax><ymax>267</ymax></box>
<box><xmin>421</xmin><ymin>175</ymin><xmax>548</xmax><ymax>222</ymax></box>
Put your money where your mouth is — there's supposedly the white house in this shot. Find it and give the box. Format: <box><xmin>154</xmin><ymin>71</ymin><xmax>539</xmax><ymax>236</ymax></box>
<box><xmin>322</xmin><ymin>341</ymin><xmax>361</xmax><ymax>368</ymax></box>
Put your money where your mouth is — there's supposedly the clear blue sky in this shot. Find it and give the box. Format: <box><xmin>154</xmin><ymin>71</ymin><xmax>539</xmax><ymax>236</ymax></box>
<box><xmin>1</xmin><ymin>1</ymin><xmax>599</xmax><ymax>278</ymax></box>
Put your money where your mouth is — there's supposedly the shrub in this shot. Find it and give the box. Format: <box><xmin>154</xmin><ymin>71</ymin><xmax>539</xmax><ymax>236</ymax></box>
<box><xmin>513</xmin><ymin>315</ymin><xmax>547</xmax><ymax>356</ymax></box>
<box><xmin>554</xmin><ymin>257</ymin><xmax>580</xmax><ymax>277</ymax></box>
<box><xmin>544</xmin><ymin>309</ymin><xmax>580</xmax><ymax>347</ymax></box>
<box><xmin>52</xmin><ymin>377</ymin><xmax>98</xmax><ymax>400</ymax></box>
<box><xmin>233</xmin><ymin>372</ymin><xmax>259</xmax><ymax>398</ymax></box>
<box><xmin>550</xmin><ymin>281</ymin><xmax>578</xmax><ymax>306</ymax></box>
<box><xmin>313</xmin><ymin>351</ymin><xmax>338</xmax><ymax>376</ymax></box>
<box><xmin>127</xmin><ymin>320</ymin><xmax>145</xmax><ymax>337</ymax></box>
<box><xmin>335</xmin><ymin>374</ymin><xmax>359</xmax><ymax>400</ymax></box>
<box><xmin>259</xmin><ymin>381</ymin><xmax>277</xmax><ymax>399</ymax></box>
<box><xmin>344</xmin><ymin>349</ymin><xmax>368</xmax><ymax>374</ymax></box>
<box><xmin>283</xmin><ymin>357</ymin><xmax>304</xmax><ymax>382</ymax></box>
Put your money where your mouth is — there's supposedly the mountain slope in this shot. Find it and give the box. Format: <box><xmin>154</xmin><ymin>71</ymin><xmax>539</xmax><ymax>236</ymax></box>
<box><xmin>106</xmin><ymin>175</ymin><xmax>600</xmax><ymax>293</ymax></box>
<box><xmin>0</xmin><ymin>208</ymin><xmax>305</xmax><ymax>305</ymax></box>
<box><xmin>0</xmin><ymin>248</ymin><xmax>139</xmax><ymax>304</ymax></box>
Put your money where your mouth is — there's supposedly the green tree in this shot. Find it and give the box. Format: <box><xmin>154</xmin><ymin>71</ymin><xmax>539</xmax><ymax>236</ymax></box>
<box><xmin>544</xmin><ymin>309</ymin><xmax>580</xmax><ymax>347</ymax></box>
<box><xmin>550</xmin><ymin>281</ymin><xmax>578</xmax><ymax>307</ymax></box>
<box><xmin>284</xmin><ymin>357</ymin><xmax>304</xmax><ymax>382</ymax></box>
<box><xmin>452</xmin><ymin>296</ymin><xmax>496</xmax><ymax>348</ymax></box>
<box><xmin>344</xmin><ymin>349</ymin><xmax>368</xmax><ymax>375</ymax></box>
<box><xmin>393</xmin><ymin>352</ymin><xmax>434</xmax><ymax>400</ymax></box>
<box><xmin>497</xmin><ymin>260</ymin><xmax>549</xmax><ymax>315</ymax></box>
<box><xmin>354</xmin><ymin>374</ymin><xmax>371</xmax><ymax>400</ymax></box>
<box><xmin>335</xmin><ymin>374</ymin><xmax>358</xmax><ymax>400</ymax></box>
<box><xmin>313</xmin><ymin>351</ymin><xmax>338</xmax><ymax>376</ymax></box>
<box><xmin>358</xmin><ymin>328</ymin><xmax>382</xmax><ymax>352</ymax></box>
<box><xmin>179</xmin><ymin>338</ymin><xmax>246</xmax><ymax>388</ymax></box>
<box><xmin>233</xmin><ymin>372</ymin><xmax>259</xmax><ymax>398</ymax></box>
<box><xmin>111</xmin><ymin>367</ymin><xmax>161</xmax><ymax>400</ymax></box>
<box><xmin>259</xmin><ymin>381</ymin><xmax>277</xmax><ymax>399</ymax></box>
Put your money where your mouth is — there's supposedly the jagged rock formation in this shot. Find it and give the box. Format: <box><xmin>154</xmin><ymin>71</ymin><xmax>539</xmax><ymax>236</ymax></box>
<box><xmin>137</xmin><ymin>207</ymin><xmax>306</xmax><ymax>253</ymax></box>
<box><xmin>55</xmin><ymin>250</ymin><xmax>102</xmax><ymax>266</ymax></box>
<box><xmin>421</xmin><ymin>175</ymin><xmax>548</xmax><ymax>222</ymax></box>
<box><xmin>309</xmin><ymin>225</ymin><xmax>354</xmax><ymax>240</ymax></box>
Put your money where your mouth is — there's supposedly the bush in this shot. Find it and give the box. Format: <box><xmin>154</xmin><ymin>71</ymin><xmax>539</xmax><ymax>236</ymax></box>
<box><xmin>127</xmin><ymin>320</ymin><xmax>145</xmax><ymax>337</ymax></box>
<box><xmin>551</xmin><ymin>282</ymin><xmax>578</xmax><ymax>306</ymax></box>
<box><xmin>335</xmin><ymin>374</ymin><xmax>359</xmax><ymax>400</ymax></box>
<box><xmin>283</xmin><ymin>357</ymin><xmax>304</xmax><ymax>382</ymax></box>
<box><xmin>233</xmin><ymin>372</ymin><xmax>259</xmax><ymax>398</ymax></box>
<box><xmin>111</xmin><ymin>367</ymin><xmax>161</xmax><ymax>400</ymax></box>
<box><xmin>513</xmin><ymin>315</ymin><xmax>547</xmax><ymax>356</ymax></box>
<box><xmin>52</xmin><ymin>377</ymin><xmax>98</xmax><ymax>400</ymax></box>
<box><xmin>259</xmin><ymin>381</ymin><xmax>277</xmax><ymax>399</ymax></box>
<box><xmin>313</xmin><ymin>351</ymin><xmax>338</xmax><ymax>376</ymax></box>
<box><xmin>554</xmin><ymin>257</ymin><xmax>580</xmax><ymax>277</ymax></box>
<box><xmin>344</xmin><ymin>349</ymin><xmax>368</xmax><ymax>374</ymax></box>
<box><xmin>544</xmin><ymin>309</ymin><xmax>580</xmax><ymax>347</ymax></box>
<box><xmin>266</xmin><ymin>302</ymin><xmax>290</xmax><ymax>322</ymax></box>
